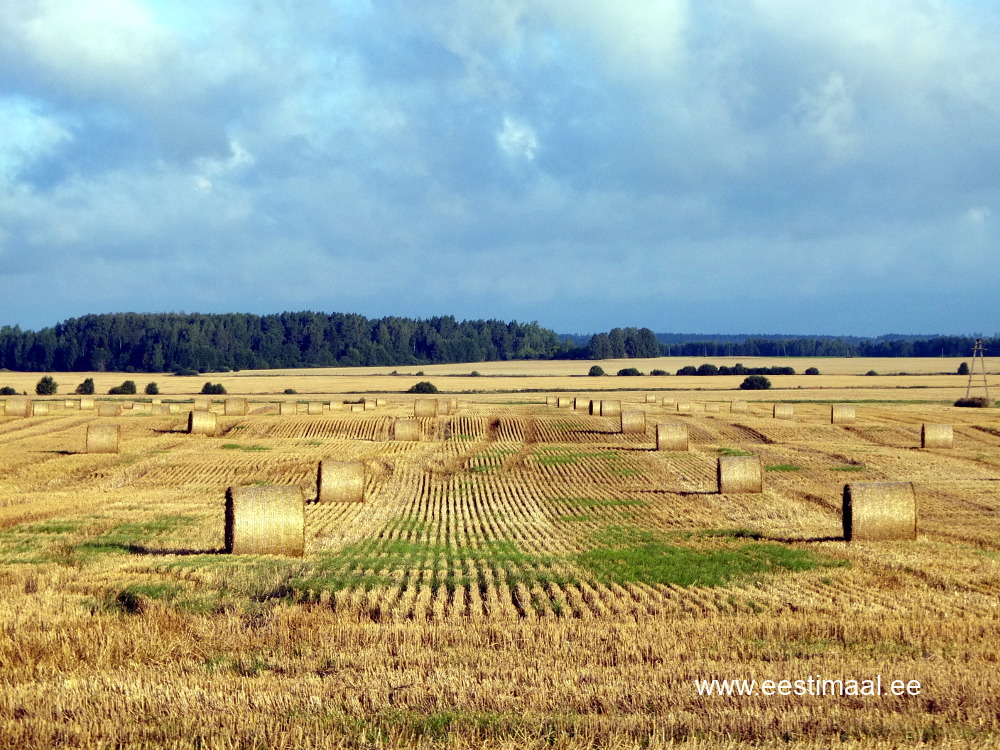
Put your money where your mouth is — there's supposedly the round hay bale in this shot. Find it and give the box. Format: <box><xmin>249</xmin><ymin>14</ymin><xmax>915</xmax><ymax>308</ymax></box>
<box><xmin>414</xmin><ymin>400</ymin><xmax>438</xmax><ymax>418</ymax></box>
<box><xmin>151</xmin><ymin>398</ymin><xmax>162</xmax><ymax>405</ymax></box>
<box><xmin>4</xmin><ymin>396</ymin><xmax>30</xmax><ymax>417</ymax></box>
<box><xmin>921</xmin><ymin>423</ymin><xmax>953</xmax><ymax>449</ymax></box>
<box><xmin>574</xmin><ymin>397</ymin><xmax>591</xmax><ymax>411</ymax></box>
<box><xmin>151</xmin><ymin>404</ymin><xmax>171</xmax><ymax>415</ymax></box>
<box><xmin>645</xmin><ymin>394</ymin><xmax>658</xmax><ymax>404</ymax></box>
<box><xmin>831</xmin><ymin>404</ymin><xmax>856</xmax><ymax>424</ymax></box>
<box><xmin>676</xmin><ymin>402</ymin><xmax>692</xmax><ymax>413</ymax></box>
<box><xmin>546</xmin><ymin>396</ymin><xmax>558</xmax><ymax>407</ymax></box>
<box><xmin>599</xmin><ymin>400</ymin><xmax>622</xmax><ymax>417</ymax></box>
<box><xmin>363</xmin><ymin>401</ymin><xmax>376</xmax><ymax>411</ymax></box>
<box><xmin>64</xmin><ymin>399</ymin><xmax>78</xmax><ymax>409</ymax></box>
<box><xmin>393</xmin><ymin>419</ymin><xmax>421</xmax><ymax>441</ymax></box>
<box><xmin>224</xmin><ymin>398</ymin><xmax>247</xmax><ymax>416</ymax></box>
<box><xmin>97</xmin><ymin>403</ymin><xmax>123</xmax><ymax>417</ymax></box>
<box><xmin>328</xmin><ymin>402</ymin><xmax>344</xmax><ymax>411</ymax></box>
<box><xmin>717</xmin><ymin>455</ymin><xmax>763</xmax><ymax>494</ymax></box>
<box><xmin>773</xmin><ymin>403</ymin><xmax>794</xmax><ymax>420</ymax></box>
<box><xmin>193</xmin><ymin>397</ymin><xmax>211</xmax><ymax>412</ymax></box>
<box><xmin>730</xmin><ymin>400</ymin><xmax>747</xmax><ymax>413</ymax></box>
<box><xmin>620</xmin><ymin>411</ymin><xmax>645</xmax><ymax>434</ymax></box>
<box><xmin>307</xmin><ymin>402</ymin><xmax>324</xmax><ymax>415</ymax></box>
<box><xmin>589</xmin><ymin>400</ymin><xmax>601</xmax><ymax>416</ymax></box>
<box><xmin>350</xmin><ymin>404</ymin><xmax>365</xmax><ymax>413</ymax></box>
<box><xmin>842</xmin><ymin>482</ymin><xmax>917</xmax><ymax>541</ymax></box>
<box><xmin>556</xmin><ymin>397</ymin><xmax>572</xmax><ymax>408</ymax></box>
<box><xmin>661</xmin><ymin>397</ymin><xmax>676</xmax><ymax>407</ymax></box>
<box><xmin>279</xmin><ymin>402</ymin><xmax>298</xmax><ymax>416</ymax></box>
<box><xmin>188</xmin><ymin>410</ymin><xmax>217</xmax><ymax>436</ymax></box>
<box><xmin>79</xmin><ymin>397</ymin><xmax>95</xmax><ymax>410</ymax></box>
<box><xmin>704</xmin><ymin>403</ymin><xmax>720</xmax><ymax>413</ymax></box>
<box><xmin>375</xmin><ymin>398</ymin><xmax>387</xmax><ymax>407</ymax></box>
<box><xmin>225</xmin><ymin>485</ymin><xmax>304</xmax><ymax>556</ymax></box>
<box><xmin>317</xmin><ymin>460</ymin><xmax>365</xmax><ymax>503</ymax></box>
<box><xmin>86</xmin><ymin>423</ymin><xmax>121</xmax><ymax>454</ymax></box>
<box><xmin>167</xmin><ymin>403</ymin><xmax>181</xmax><ymax>413</ymax></box>
<box><xmin>656</xmin><ymin>422</ymin><xmax>688</xmax><ymax>451</ymax></box>
<box><xmin>31</xmin><ymin>401</ymin><xmax>49</xmax><ymax>416</ymax></box>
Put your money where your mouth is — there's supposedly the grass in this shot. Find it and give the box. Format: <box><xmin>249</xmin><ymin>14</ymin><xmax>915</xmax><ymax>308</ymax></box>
<box><xmin>221</xmin><ymin>443</ymin><xmax>271</xmax><ymax>451</ymax></box>
<box><xmin>718</xmin><ymin>447</ymin><xmax>755</xmax><ymax>456</ymax></box>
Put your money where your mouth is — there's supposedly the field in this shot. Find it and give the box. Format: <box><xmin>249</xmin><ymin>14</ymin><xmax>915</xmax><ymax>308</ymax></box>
<box><xmin>1</xmin><ymin>359</ymin><xmax>999</xmax><ymax>748</ymax></box>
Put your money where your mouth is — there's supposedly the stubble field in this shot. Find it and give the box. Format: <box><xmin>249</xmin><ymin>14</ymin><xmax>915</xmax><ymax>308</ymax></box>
<box><xmin>0</xmin><ymin>358</ymin><xmax>998</xmax><ymax>748</ymax></box>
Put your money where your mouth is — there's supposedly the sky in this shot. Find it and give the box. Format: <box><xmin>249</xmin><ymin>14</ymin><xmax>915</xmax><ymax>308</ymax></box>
<box><xmin>1</xmin><ymin>0</ymin><xmax>999</xmax><ymax>337</ymax></box>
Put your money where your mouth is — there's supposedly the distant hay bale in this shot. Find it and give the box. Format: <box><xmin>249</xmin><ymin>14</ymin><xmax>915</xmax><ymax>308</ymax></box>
<box><xmin>392</xmin><ymin>419</ymin><xmax>421</xmax><ymax>441</ymax></box>
<box><xmin>97</xmin><ymin>403</ymin><xmax>123</xmax><ymax>417</ymax></box>
<box><xmin>656</xmin><ymin>423</ymin><xmax>688</xmax><ymax>451</ymax></box>
<box><xmin>193</xmin><ymin>397</ymin><xmax>211</xmax><ymax>411</ymax></box>
<box><xmin>831</xmin><ymin>404</ymin><xmax>856</xmax><ymax>424</ymax></box>
<box><xmin>64</xmin><ymin>399</ymin><xmax>77</xmax><ymax>409</ymax></box>
<box><xmin>279</xmin><ymin>402</ymin><xmax>298</xmax><ymax>416</ymax></box>
<box><xmin>225</xmin><ymin>485</ymin><xmax>304</xmax><ymax>556</ymax></box>
<box><xmin>350</xmin><ymin>404</ymin><xmax>365</xmax><ymax>413</ymax></box>
<box><xmin>447</xmin><ymin>398</ymin><xmax>458</xmax><ymax>413</ymax></box>
<box><xmin>645</xmin><ymin>394</ymin><xmax>658</xmax><ymax>403</ymax></box>
<box><xmin>151</xmin><ymin>404</ymin><xmax>171</xmax><ymax>415</ymax></box>
<box><xmin>375</xmin><ymin>398</ymin><xmax>387</xmax><ymax>407</ymax></box>
<box><xmin>79</xmin><ymin>397</ymin><xmax>95</xmax><ymax>410</ymax></box>
<box><xmin>188</xmin><ymin>410</ymin><xmax>217</xmax><ymax>436</ymax></box>
<box><xmin>704</xmin><ymin>403</ymin><xmax>720</xmax><ymax>413</ymax></box>
<box><xmin>414</xmin><ymin>399</ymin><xmax>438</xmax><ymax>418</ymax></box>
<box><xmin>86</xmin><ymin>423</ymin><xmax>121</xmax><ymax>454</ymax></box>
<box><xmin>730</xmin><ymin>400</ymin><xmax>747</xmax><ymax>413</ymax></box>
<box><xmin>676</xmin><ymin>402</ymin><xmax>692</xmax><ymax>413</ymax></box>
<box><xmin>437</xmin><ymin>398</ymin><xmax>458</xmax><ymax>415</ymax></box>
<box><xmin>307</xmin><ymin>402</ymin><xmax>323</xmax><ymax>415</ymax></box>
<box><xmin>224</xmin><ymin>398</ymin><xmax>248</xmax><ymax>416</ymax></box>
<box><xmin>31</xmin><ymin>401</ymin><xmax>49</xmax><ymax>416</ymax></box>
<box><xmin>328</xmin><ymin>402</ymin><xmax>343</xmax><ymax>411</ymax></box>
<box><xmin>317</xmin><ymin>460</ymin><xmax>365</xmax><ymax>503</ymax></box>
<box><xmin>363</xmin><ymin>401</ymin><xmax>376</xmax><ymax>411</ymax></box>
<box><xmin>620</xmin><ymin>410</ymin><xmax>645</xmax><ymax>434</ymax></box>
<box><xmin>842</xmin><ymin>482</ymin><xmax>917</xmax><ymax>541</ymax></box>
<box><xmin>556</xmin><ymin>397</ymin><xmax>572</xmax><ymax>408</ymax></box>
<box><xmin>773</xmin><ymin>403</ymin><xmax>794</xmax><ymax>420</ymax></box>
<box><xmin>661</xmin><ymin>397</ymin><xmax>676</xmax><ymax>407</ymax></box>
<box><xmin>168</xmin><ymin>403</ymin><xmax>181</xmax><ymax>413</ymax></box>
<box><xmin>546</xmin><ymin>396</ymin><xmax>558</xmax><ymax>407</ymax></box>
<box><xmin>921</xmin><ymin>423</ymin><xmax>953</xmax><ymax>449</ymax></box>
<box><xmin>151</xmin><ymin>398</ymin><xmax>162</xmax><ymax>405</ymax></box>
<box><xmin>717</xmin><ymin>455</ymin><xmax>763</xmax><ymax>494</ymax></box>
<box><xmin>589</xmin><ymin>400</ymin><xmax>601</xmax><ymax>416</ymax></box>
<box><xmin>599</xmin><ymin>400</ymin><xmax>622</xmax><ymax>417</ymax></box>
<box><xmin>574</xmin><ymin>397</ymin><xmax>591</xmax><ymax>411</ymax></box>
<box><xmin>4</xmin><ymin>396</ymin><xmax>30</xmax><ymax>417</ymax></box>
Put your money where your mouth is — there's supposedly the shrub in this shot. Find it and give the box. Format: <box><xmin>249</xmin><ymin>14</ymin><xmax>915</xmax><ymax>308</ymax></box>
<box><xmin>958</xmin><ymin>362</ymin><xmax>970</xmax><ymax>376</ymax></box>
<box><xmin>174</xmin><ymin>368</ymin><xmax>199</xmax><ymax>377</ymax></box>
<box><xmin>144</xmin><ymin>382</ymin><xmax>159</xmax><ymax>395</ymax></box>
<box><xmin>954</xmin><ymin>397</ymin><xmax>990</xmax><ymax>408</ymax></box>
<box><xmin>805</xmin><ymin>367</ymin><xmax>820</xmax><ymax>375</ymax></box>
<box><xmin>469</xmin><ymin>371</ymin><xmax>481</xmax><ymax>377</ymax></box>
<box><xmin>407</xmin><ymin>381</ymin><xmax>438</xmax><ymax>394</ymax></box>
<box><xmin>283</xmin><ymin>388</ymin><xmax>297</xmax><ymax>395</ymax></box>
<box><xmin>201</xmin><ymin>382</ymin><xmax>227</xmax><ymax>395</ymax></box>
<box><xmin>617</xmin><ymin>368</ymin><xmax>644</xmax><ymax>376</ymax></box>
<box><xmin>650</xmin><ymin>369</ymin><xmax>668</xmax><ymax>376</ymax></box>
<box><xmin>588</xmin><ymin>365</ymin><xmax>606</xmax><ymax>377</ymax></box>
<box><xmin>676</xmin><ymin>366</ymin><xmax>698</xmax><ymax>376</ymax></box>
<box><xmin>739</xmin><ymin>375</ymin><xmax>771</xmax><ymax>390</ymax></box>
<box><xmin>696</xmin><ymin>363</ymin><xmax>719</xmax><ymax>376</ymax></box>
<box><xmin>75</xmin><ymin>378</ymin><xmax>95</xmax><ymax>395</ymax></box>
<box><xmin>0</xmin><ymin>386</ymin><xmax>16</xmax><ymax>396</ymax></box>
<box><xmin>35</xmin><ymin>376</ymin><xmax>58</xmax><ymax>395</ymax></box>
<box><xmin>865</xmin><ymin>370</ymin><xmax>878</xmax><ymax>376</ymax></box>
<box><xmin>108</xmin><ymin>380</ymin><xmax>137</xmax><ymax>395</ymax></box>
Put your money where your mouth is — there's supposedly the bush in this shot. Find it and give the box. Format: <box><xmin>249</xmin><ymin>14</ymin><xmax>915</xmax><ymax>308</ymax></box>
<box><xmin>954</xmin><ymin>397</ymin><xmax>990</xmax><ymax>408</ymax></box>
<box><xmin>144</xmin><ymin>382</ymin><xmax>159</xmax><ymax>395</ymax></box>
<box><xmin>650</xmin><ymin>369</ymin><xmax>668</xmax><ymax>376</ymax></box>
<box><xmin>283</xmin><ymin>388</ymin><xmax>297</xmax><ymax>395</ymax></box>
<box><xmin>804</xmin><ymin>367</ymin><xmax>820</xmax><ymax>375</ymax></box>
<box><xmin>588</xmin><ymin>365</ymin><xmax>606</xmax><ymax>377</ymax></box>
<box><xmin>696</xmin><ymin>363</ymin><xmax>719</xmax><ymax>376</ymax></box>
<box><xmin>469</xmin><ymin>371</ymin><xmax>481</xmax><ymax>377</ymax></box>
<box><xmin>865</xmin><ymin>370</ymin><xmax>878</xmax><ymax>376</ymax></box>
<box><xmin>174</xmin><ymin>368</ymin><xmax>199</xmax><ymax>377</ymax></box>
<box><xmin>739</xmin><ymin>375</ymin><xmax>771</xmax><ymax>390</ymax></box>
<box><xmin>617</xmin><ymin>368</ymin><xmax>644</xmax><ymax>376</ymax></box>
<box><xmin>35</xmin><ymin>376</ymin><xmax>58</xmax><ymax>395</ymax></box>
<box><xmin>0</xmin><ymin>386</ymin><xmax>16</xmax><ymax>396</ymax></box>
<box><xmin>407</xmin><ymin>381</ymin><xmax>438</xmax><ymax>394</ymax></box>
<box><xmin>75</xmin><ymin>378</ymin><xmax>95</xmax><ymax>395</ymax></box>
<box><xmin>958</xmin><ymin>362</ymin><xmax>970</xmax><ymax>376</ymax></box>
<box><xmin>201</xmin><ymin>382</ymin><xmax>227</xmax><ymax>395</ymax></box>
<box><xmin>108</xmin><ymin>380</ymin><xmax>137</xmax><ymax>395</ymax></box>
<box><xmin>676</xmin><ymin>366</ymin><xmax>698</xmax><ymax>376</ymax></box>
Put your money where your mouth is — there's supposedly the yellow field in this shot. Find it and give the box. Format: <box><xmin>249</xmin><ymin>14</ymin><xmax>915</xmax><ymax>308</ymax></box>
<box><xmin>1</xmin><ymin>362</ymin><xmax>999</xmax><ymax>748</ymax></box>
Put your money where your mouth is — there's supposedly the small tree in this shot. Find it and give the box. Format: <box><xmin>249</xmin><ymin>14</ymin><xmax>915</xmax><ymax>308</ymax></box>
<box><xmin>617</xmin><ymin>367</ymin><xmax>643</xmax><ymax>376</ymax></box>
<box><xmin>0</xmin><ymin>386</ymin><xmax>17</xmax><ymax>396</ymax></box>
<box><xmin>201</xmin><ymin>382</ymin><xmax>227</xmax><ymax>395</ymax></box>
<box><xmin>650</xmin><ymin>369</ymin><xmax>668</xmax><ymax>376</ymax></box>
<box><xmin>75</xmin><ymin>378</ymin><xmax>95</xmax><ymax>395</ymax></box>
<box><xmin>407</xmin><ymin>381</ymin><xmax>438</xmax><ymax>394</ymax></box>
<box><xmin>804</xmin><ymin>367</ymin><xmax>820</xmax><ymax>375</ymax></box>
<box><xmin>739</xmin><ymin>375</ymin><xmax>771</xmax><ymax>390</ymax></box>
<box><xmin>696</xmin><ymin>363</ymin><xmax>719</xmax><ymax>376</ymax></box>
<box><xmin>958</xmin><ymin>362</ymin><xmax>970</xmax><ymax>375</ymax></box>
<box><xmin>144</xmin><ymin>382</ymin><xmax>159</xmax><ymax>395</ymax></box>
<box><xmin>35</xmin><ymin>376</ymin><xmax>58</xmax><ymax>395</ymax></box>
<box><xmin>588</xmin><ymin>365</ymin><xmax>605</xmax><ymax>376</ymax></box>
<box><xmin>108</xmin><ymin>380</ymin><xmax>137</xmax><ymax>395</ymax></box>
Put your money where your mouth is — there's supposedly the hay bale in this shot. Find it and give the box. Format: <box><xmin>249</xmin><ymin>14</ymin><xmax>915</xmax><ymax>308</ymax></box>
<box><xmin>921</xmin><ymin>423</ymin><xmax>953</xmax><ymax>449</ymax></box>
<box><xmin>188</xmin><ymin>410</ymin><xmax>217</xmax><ymax>436</ymax></box>
<box><xmin>224</xmin><ymin>485</ymin><xmax>304</xmax><ymax>556</ymax></box>
<box><xmin>661</xmin><ymin>397</ymin><xmax>676</xmax><ymax>407</ymax></box>
<box><xmin>328</xmin><ymin>402</ymin><xmax>344</xmax><ymax>411</ymax></box>
<box><xmin>224</xmin><ymin>398</ymin><xmax>247</xmax><ymax>416</ymax></box>
<box><xmin>842</xmin><ymin>482</ymin><xmax>917</xmax><ymax>541</ymax></box>
<box><xmin>589</xmin><ymin>400</ymin><xmax>601</xmax><ymax>416</ymax></box>
<box><xmin>279</xmin><ymin>402</ymin><xmax>298</xmax><ymax>416</ymax></box>
<box><xmin>97</xmin><ymin>403</ymin><xmax>123</xmax><ymax>417</ymax></box>
<box><xmin>730</xmin><ymin>400</ymin><xmax>747</xmax><ymax>413</ymax></box>
<box><xmin>151</xmin><ymin>404</ymin><xmax>171</xmax><ymax>415</ymax></box>
<box><xmin>193</xmin><ymin>397</ymin><xmax>211</xmax><ymax>411</ymax></box>
<box><xmin>375</xmin><ymin>398</ymin><xmax>387</xmax><ymax>407</ymax></box>
<box><xmin>307</xmin><ymin>402</ymin><xmax>324</xmax><ymax>415</ymax></box>
<box><xmin>393</xmin><ymin>419</ymin><xmax>421</xmax><ymax>441</ymax></box>
<box><xmin>79</xmin><ymin>397</ymin><xmax>95</xmax><ymax>410</ymax></box>
<box><xmin>4</xmin><ymin>396</ymin><xmax>30</xmax><ymax>417</ymax></box>
<box><xmin>363</xmin><ymin>401</ymin><xmax>376</xmax><ymax>411</ymax></box>
<box><xmin>704</xmin><ymin>403</ymin><xmax>720</xmax><ymax>413</ymax></box>
<box><xmin>620</xmin><ymin>410</ymin><xmax>645</xmax><ymax>434</ymax></box>
<box><xmin>151</xmin><ymin>398</ymin><xmax>162</xmax><ymax>405</ymax></box>
<box><xmin>317</xmin><ymin>460</ymin><xmax>365</xmax><ymax>503</ymax></box>
<box><xmin>414</xmin><ymin>400</ymin><xmax>438</xmax><ymax>418</ymax></box>
<box><xmin>574</xmin><ymin>397</ymin><xmax>591</xmax><ymax>411</ymax></box>
<box><xmin>717</xmin><ymin>455</ymin><xmax>763</xmax><ymax>493</ymax></box>
<box><xmin>676</xmin><ymin>402</ymin><xmax>692</xmax><ymax>413</ymax></box>
<box><xmin>556</xmin><ymin>397</ymin><xmax>572</xmax><ymax>408</ymax></box>
<box><xmin>86</xmin><ymin>423</ymin><xmax>121</xmax><ymax>454</ymax></box>
<box><xmin>656</xmin><ymin>423</ymin><xmax>688</xmax><ymax>451</ymax></box>
<box><xmin>599</xmin><ymin>400</ymin><xmax>622</xmax><ymax>417</ymax></box>
<box><xmin>64</xmin><ymin>399</ymin><xmax>77</xmax><ymax>409</ymax></box>
<box><xmin>31</xmin><ymin>401</ymin><xmax>49</xmax><ymax>416</ymax></box>
<box><xmin>546</xmin><ymin>396</ymin><xmax>558</xmax><ymax>407</ymax></box>
<box><xmin>350</xmin><ymin>404</ymin><xmax>365</xmax><ymax>413</ymax></box>
<box><xmin>831</xmin><ymin>404</ymin><xmax>856</xmax><ymax>424</ymax></box>
<box><xmin>773</xmin><ymin>403</ymin><xmax>794</xmax><ymax>420</ymax></box>
<box><xmin>645</xmin><ymin>394</ymin><xmax>658</xmax><ymax>403</ymax></box>
<box><xmin>168</xmin><ymin>403</ymin><xmax>181</xmax><ymax>413</ymax></box>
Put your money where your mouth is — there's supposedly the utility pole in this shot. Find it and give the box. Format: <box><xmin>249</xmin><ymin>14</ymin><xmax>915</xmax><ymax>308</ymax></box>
<box><xmin>966</xmin><ymin>338</ymin><xmax>990</xmax><ymax>400</ymax></box>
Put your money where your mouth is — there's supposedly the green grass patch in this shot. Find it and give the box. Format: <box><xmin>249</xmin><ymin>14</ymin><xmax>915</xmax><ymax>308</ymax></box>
<box><xmin>557</xmin><ymin>514</ymin><xmax>593</xmax><ymax>523</ymax></box>
<box><xmin>221</xmin><ymin>443</ymin><xmax>271</xmax><ymax>451</ymax></box>
<box><xmin>718</xmin><ymin>447</ymin><xmax>754</xmax><ymax>456</ymax></box>
<box><xmin>765</xmin><ymin>464</ymin><xmax>801</xmax><ymax>472</ymax></box>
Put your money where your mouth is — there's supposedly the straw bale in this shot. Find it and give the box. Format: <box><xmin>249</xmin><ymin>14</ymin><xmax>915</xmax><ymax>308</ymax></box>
<box><xmin>151</xmin><ymin>398</ymin><xmax>162</xmax><ymax>405</ymax></box>
<box><xmin>599</xmin><ymin>400</ymin><xmax>622</xmax><ymax>417</ymax></box>
<box><xmin>350</xmin><ymin>404</ymin><xmax>365</xmax><ymax>412</ymax></box>
<box><xmin>4</xmin><ymin>396</ymin><xmax>30</xmax><ymax>417</ymax></box>
<box><xmin>730</xmin><ymin>400</ymin><xmax>747</xmax><ymax>413</ymax></box>
<box><xmin>225</xmin><ymin>485</ymin><xmax>304</xmax><ymax>556</ymax></box>
<box><xmin>556</xmin><ymin>397</ymin><xmax>572</xmax><ymax>408</ymax></box>
<box><xmin>317</xmin><ymin>460</ymin><xmax>365</xmax><ymax>503</ymax></box>
<box><xmin>193</xmin><ymin>397</ymin><xmax>211</xmax><ymax>411</ymax></box>
<box><xmin>97</xmin><ymin>403</ymin><xmax>123</xmax><ymax>417</ymax></box>
<box><xmin>168</xmin><ymin>403</ymin><xmax>181</xmax><ymax>413</ymax></box>
<box><xmin>414</xmin><ymin>400</ymin><xmax>439</xmax><ymax>417</ymax></box>
<box><xmin>65</xmin><ymin>399</ymin><xmax>77</xmax><ymax>409</ymax></box>
<box><xmin>546</xmin><ymin>396</ymin><xmax>558</xmax><ymax>407</ymax></box>
<box><xmin>842</xmin><ymin>482</ymin><xmax>917</xmax><ymax>541</ymax></box>
<box><xmin>656</xmin><ymin>423</ymin><xmax>688</xmax><ymax>451</ymax></box>
<box><xmin>704</xmin><ymin>403</ymin><xmax>720</xmax><ymax>413</ymax></box>
<box><xmin>31</xmin><ymin>401</ymin><xmax>49</xmax><ymax>416</ymax></box>
<box><xmin>620</xmin><ymin>410</ymin><xmax>645</xmax><ymax>434</ymax></box>
<box><xmin>645</xmin><ymin>394</ymin><xmax>658</xmax><ymax>403</ymax></box>
<box><xmin>831</xmin><ymin>404</ymin><xmax>856</xmax><ymax>424</ymax></box>
<box><xmin>921</xmin><ymin>423</ymin><xmax>953</xmax><ymax>449</ymax></box>
<box><xmin>86</xmin><ymin>423</ymin><xmax>121</xmax><ymax>454</ymax></box>
<box><xmin>224</xmin><ymin>398</ymin><xmax>248</xmax><ymax>416</ymax></box>
<box><xmin>574</xmin><ymin>397</ymin><xmax>591</xmax><ymax>411</ymax></box>
<box><xmin>188</xmin><ymin>410</ymin><xmax>217</xmax><ymax>436</ymax></box>
<box><xmin>151</xmin><ymin>404</ymin><xmax>171</xmax><ymax>415</ymax></box>
<box><xmin>661</xmin><ymin>397</ymin><xmax>676</xmax><ymax>407</ymax></box>
<box><xmin>279</xmin><ymin>402</ymin><xmax>298</xmax><ymax>416</ymax></box>
<box><xmin>717</xmin><ymin>455</ymin><xmax>763</xmax><ymax>493</ymax></box>
<box><xmin>392</xmin><ymin>419</ymin><xmax>421</xmax><ymax>441</ymax></box>
<box><xmin>307</xmin><ymin>402</ymin><xmax>323</xmax><ymax>415</ymax></box>
<box><xmin>363</xmin><ymin>401</ymin><xmax>376</xmax><ymax>411</ymax></box>
<box><xmin>676</xmin><ymin>402</ymin><xmax>692</xmax><ymax>413</ymax></box>
<box><xmin>589</xmin><ymin>400</ymin><xmax>601</xmax><ymax>416</ymax></box>
<box><xmin>328</xmin><ymin>402</ymin><xmax>344</xmax><ymax>411</ymax></box>
<box><xmin>773</xmin><ymin>403</ymin><xmax>794</xmax><ymax>420</ymax></box>
<box><xmin>375</xmin><ymin>398</ymin><xmax>387</xmax><ymax>407</ymax></box>
<box><xmin>79</xmin><ymin>397</ymin><xmax>95</xmax><ymax>410</ymax></box>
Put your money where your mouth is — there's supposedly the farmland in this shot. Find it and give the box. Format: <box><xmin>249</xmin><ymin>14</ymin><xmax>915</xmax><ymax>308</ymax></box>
<box><xmin>1</xmin><ymin>359</ymin><xmax>999</xmax><ymax>748</ymax></box>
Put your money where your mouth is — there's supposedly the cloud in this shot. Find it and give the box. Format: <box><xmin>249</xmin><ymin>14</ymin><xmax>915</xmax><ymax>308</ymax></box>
<box><xmin>497</xmin><ymin>116</ymin><xmax>539</xmax><ymax>160</ymax></box>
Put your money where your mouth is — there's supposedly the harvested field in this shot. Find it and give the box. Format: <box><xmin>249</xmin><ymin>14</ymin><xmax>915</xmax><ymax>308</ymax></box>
<box><xmin>1</xmin><ymin>363</ymin><xmax>999</xmax><ymax>748</ymax></box>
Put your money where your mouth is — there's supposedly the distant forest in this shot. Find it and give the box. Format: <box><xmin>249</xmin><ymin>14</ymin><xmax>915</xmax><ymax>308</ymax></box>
<box><xmin>0</xmin><ymin>313</ymin><xmax>992</xmax><ymax>373</ymax></box>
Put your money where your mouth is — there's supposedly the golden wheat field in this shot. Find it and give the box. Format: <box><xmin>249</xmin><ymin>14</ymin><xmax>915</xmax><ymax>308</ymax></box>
<box><xmin>1</xmin><ymin>360</ymin><xmax>999</xmax><ymax>748</ymax></box>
